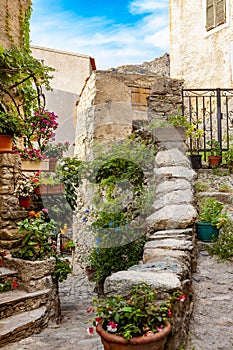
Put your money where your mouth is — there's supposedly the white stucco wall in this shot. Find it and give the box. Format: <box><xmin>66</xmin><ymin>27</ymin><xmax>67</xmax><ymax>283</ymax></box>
<box><xmin>31</xmin><ymin>46</ymin><xmax>95</xmax><ymax>149</ymax></box>
<box><xmin>169</xmin><ymin>0</ymin><xmax>233</xmax><ymax>88</ymax></box>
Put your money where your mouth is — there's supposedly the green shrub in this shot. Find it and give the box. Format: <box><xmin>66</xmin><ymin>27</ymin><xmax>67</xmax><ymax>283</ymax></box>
<box><xmin>207</xmin><ymin>219</ymin><xmax>233</xmax><ymax>260</ymax></box>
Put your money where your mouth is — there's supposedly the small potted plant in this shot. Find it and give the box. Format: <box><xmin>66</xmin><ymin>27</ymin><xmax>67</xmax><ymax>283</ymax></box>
<box><xmin>87</xmin><ymin>282</ymin><xmax>186</xmax><ymax>350</ymax></box>
<box><xmin>186</xmin><ymin>122</ymin><xmax>204</xmax><ymax>169</ymax></box>
<box><xmin>14</xmin><ymin>177</ymin><xmax>34</xmax><ymax>208</ymax></box>
<box><xmin>44</xmin><ymin>142</ymin><xmax>70</xmax><ymax>171</ymax></box>
<box><xmin>196</xmin><ymin>197</ymin><xmax>228</xmax><ymax>242</ymax></box>
<box><xmin>207</xmin><ymin>139</ymin><xmax>222</xmax><ymax>168</ymax></box>
<box><xmin>0</xmin><ymin>112</ymin><xmax>22</xmax><ymax>151</ymax></box>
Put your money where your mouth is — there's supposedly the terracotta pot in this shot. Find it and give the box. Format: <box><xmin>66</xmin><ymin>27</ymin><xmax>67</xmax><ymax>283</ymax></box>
<box><xmin>19</xmin><ymin>197</ymin><xmax>31</xmax><ymax>208</ymax></box>
<box><xmin>208</xmin><ymin>155</ymin><xmax>222</xmax><ymax>168</ymax></box>
<box><xmin>49</xmin><ymin>158</ymin><xmax>58</xmax><ymax>171</ymax></box>
<box><xmin>96</xmin><ymin>322</ymin><xmax>171</xmax><ymax>350</ymax></box>
<box><xmin>0</xmin><ymin>135</ymin><xmax>13</xmax><ymax>151</ymax></box>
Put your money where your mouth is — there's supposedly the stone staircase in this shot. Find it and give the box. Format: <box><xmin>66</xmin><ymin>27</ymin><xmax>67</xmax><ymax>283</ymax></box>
<box><xmin>103</xmin><ymin>134</ymin><xmax>198</xmax><ymax>350</ymax></box>
<box><xmin>0</xmin><ymin>257</ymin><xmax>59</xmax><ymax>348</ymax></box>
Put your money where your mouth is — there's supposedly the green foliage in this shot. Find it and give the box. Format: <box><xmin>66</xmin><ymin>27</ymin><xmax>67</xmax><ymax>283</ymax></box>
<box><xmin>88</xmin><ymin>235</ymin><xmax>146</xmax><ymax>288</ymax></box>
<box><xmin>52</xmin><ymin>257</ymin><xmax>72</xmax><ymax>282</ymax></box>
<box><xmin>194</xmin><ymin>181</ymin><xmax>209</xmax><ymax>192</ymax></box>
<box><xmin>13</xmin><ymin>210</ymin><xmax>56</xmax><ymax>261</ymax></box>
<box><xmin>207</xmin><ymin>139</ymin><xmax>221</xmax><ymax>156</ymax></box>
<box><xmin>61</xmin><ymin>157</ymin><xmax>82</xmax><ymax>210</ymax></box>
<box><xmin>217</xmin><ymin>184</ymin><xmax>232</xmax><ymax>193</ymax></box>
<box><xmin>167</xmin><ymin>114</ymin><xmax>190</xmax><ymax>128</ymax></box>
<box><xmin>91</xmin><ymin>283</ymin><xmax>184</xmax><ymax>340</ymax></box>
<box><xmin>207</xmin><ymin>219</ymin><xmax>233</xmax><ymax>260</ymax></box>
<box><xmin>0</xmin><ymin>112</ymin><xmax>23</xmax><ymax>136</ymax></box>
<box><xmin>198</xmin><ymin>197</ymin><xmax>228</xmax><ymax>228</ymax></box>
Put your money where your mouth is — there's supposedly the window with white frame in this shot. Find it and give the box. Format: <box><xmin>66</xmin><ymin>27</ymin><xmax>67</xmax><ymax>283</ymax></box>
<box><xmin>206</xmin><ymin>0</ymin><xmax>226</xmax><ymax>31</ymax></box>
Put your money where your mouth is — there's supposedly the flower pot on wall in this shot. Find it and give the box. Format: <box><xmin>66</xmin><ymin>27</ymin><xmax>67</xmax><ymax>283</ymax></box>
<box><xmin>0</xmin><ymin>135</ymin><xmax>13</xmax><ymax>152</ymax></box>
<box><xmin>196</xmin><ymin>222</ymin><xmax>219</xmax><ymax>242</ymax></box>
<box><xmin>49</xmin><ymin>158</ymin><xmax>58</xmax><ymax>171</ymax></box>
<box><xmin>21</xmin><ymin>160</ymin><xmax>49</xmax><ymax>171</ymax></box>
<box><xmin>96</xmin><ymin>322</ymin><xmax>171</xmax><ymax>350</ymax></box>
<box><xmin>19</xmin><ymin>196</ymin><xmax>31</xmax><ymax>208</ymax></box>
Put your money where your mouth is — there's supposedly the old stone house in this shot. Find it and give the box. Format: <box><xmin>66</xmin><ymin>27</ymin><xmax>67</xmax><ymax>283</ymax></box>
<box><xmin>169</xmin><ymin>0</ymin><xmax>233</xmax><ymax>88</ymax></box>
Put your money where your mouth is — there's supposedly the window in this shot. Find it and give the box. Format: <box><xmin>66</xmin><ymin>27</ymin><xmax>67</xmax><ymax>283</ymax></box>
<box><xmin>206</xmin><ymin>0</ymin><xmax>226</xmax><ymax>31</ymax></box>
<box><xmin>130</xmin><ymin>86</ymin><xmax>151</xmax><ymax>111</ymax></box>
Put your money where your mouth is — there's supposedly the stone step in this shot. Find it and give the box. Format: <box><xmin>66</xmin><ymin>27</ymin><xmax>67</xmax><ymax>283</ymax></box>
<box><xmin>0</xmin><ymin>306</ymin><xmax>47</xmax><ymax>348</ymax></box>
<box><xmin>0</xmin><ymin>267</ymin><xmax>17</xmax><ymax>279</ymax></box>
<box><xmin>0</xmin><ymin>289</ymin><xmax>50</xmax><ymax>320</ymax></box>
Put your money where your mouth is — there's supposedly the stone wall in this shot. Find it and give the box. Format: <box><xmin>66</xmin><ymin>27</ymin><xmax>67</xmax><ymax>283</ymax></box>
<box><xmin>147</xmin><ymin>77</ymin><xmax>184</xmax><ymax>123</ymax></box>
<box><xmin>0</xmin><ymin>154</ymin><xmax>28</xmax><ymax>249</ymax></box>
<box><xmin>0</xmin><ymin>0</ymin><xmax>31</xmax><ymax>49</ymax></box>
<box><xmin>74</xmin><ymin>71</ymin><xmax>158</xmax><ymax>159</ymax></box>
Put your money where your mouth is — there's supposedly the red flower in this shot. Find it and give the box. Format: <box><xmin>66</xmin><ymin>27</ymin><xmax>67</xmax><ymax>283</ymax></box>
<box><xmin>1</xmin><ymin>250</ymin><xmax>6</xmax><ymax>256</ymax></box>
<box><xmin>95</xmin><ymin>317</ymin><xmax>101</xmax><ymax>323</ymax></box>
<box><xmin>87</xmin><ymin>327</ymin><xmax>94</xmax><ymax>335</ymax></box>
<box><xmin>12</xmin><ymin>281</ymin><xmax>18</xmax><ymax>288</ymax></box>
<box><xmin>168</xmin><ymin>309</ymin><xmax>172</xmax><ymax>318</ymax></box>
<box><xmin>179</xmin><ymin>294</ymin><xmax>186</xmax><ymax>302</ymax></box>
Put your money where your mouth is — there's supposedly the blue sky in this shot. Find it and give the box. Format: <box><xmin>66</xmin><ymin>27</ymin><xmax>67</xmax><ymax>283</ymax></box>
<box><xmin>30</xmin><ymin>0</ymin><xmax>169</xmax><ymax>69</ymax></box>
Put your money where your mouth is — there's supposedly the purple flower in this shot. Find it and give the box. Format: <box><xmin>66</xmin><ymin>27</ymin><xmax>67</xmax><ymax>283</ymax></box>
<box><xmin>42</xmin><ymin>208</ymin><xmax>49</xmax><ymax>213</ymax></box>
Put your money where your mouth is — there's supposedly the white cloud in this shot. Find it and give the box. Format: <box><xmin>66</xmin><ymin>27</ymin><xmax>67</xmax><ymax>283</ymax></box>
<box><xmin>30</xmin><ymin>0</ymin><xmax>169</xmax><ymax>69</ymax></box>
<box><xmin>129</xmin><ymin>0</ymin><xmax>168</xmax><ymax>14</ymax></box>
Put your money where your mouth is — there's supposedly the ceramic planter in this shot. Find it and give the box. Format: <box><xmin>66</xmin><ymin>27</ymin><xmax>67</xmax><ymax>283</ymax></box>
<box><xmin>19</xmin><ymin>196</ymin><xmax>31</xmax><ymax>208</ymax></box>
<box><xmin>49</xmin><ymin>158</ymin><xmax>58</xmax><ymax>171</ymax></box>
<box><xmin>0</xmin><ymin>135</ymin><xmax>13</xmax><ymax>152</ymax></box>
<box><xmin>96</xmin><ymin>322</ymin><xmax>171</xmax><ymax>350</ymax></box>
<box><xmin>196</xmin><ymin>222</ymin><xmax>219</xmax><ymax>242</ymax></box>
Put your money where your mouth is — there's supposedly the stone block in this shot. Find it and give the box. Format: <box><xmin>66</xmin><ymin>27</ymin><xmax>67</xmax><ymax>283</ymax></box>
<box><xmin>104</xmin><ymin>270</ymin><xmax>182</xmax><ymax>297</ymax></box>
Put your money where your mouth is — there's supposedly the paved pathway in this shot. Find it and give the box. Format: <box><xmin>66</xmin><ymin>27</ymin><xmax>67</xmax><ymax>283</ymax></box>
<box><xmin>2</xmin><ymin>249</ymin><xmax>233</xmax><ymax>350</ymax></box>
<box><xmin>186</xmin><ymin>247</ymin><xmax>233</xmax><ymax>350</ymax></box>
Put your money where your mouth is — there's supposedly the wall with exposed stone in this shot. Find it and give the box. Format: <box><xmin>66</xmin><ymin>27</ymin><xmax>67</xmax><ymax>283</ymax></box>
<box><xmin>0</xmin><ymin>0</ymin><xmax>31</xmax><ymax>49</ymax></box>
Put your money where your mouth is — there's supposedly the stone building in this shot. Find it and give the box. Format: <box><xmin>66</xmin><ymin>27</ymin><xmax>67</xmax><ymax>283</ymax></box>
<box><xmin>169</xmin><ymin>0</ymin><xmax>233</xmax><ymax>88</ymax></box>
<box><xmin>31</xmin><ymin>46</ymin><xmax>96</xmax><ymax>150</ymax></box>
<box><xmin>74</xmin><ymin>71</ymin><xmax>168</xmax><ymax>159</ymax></box>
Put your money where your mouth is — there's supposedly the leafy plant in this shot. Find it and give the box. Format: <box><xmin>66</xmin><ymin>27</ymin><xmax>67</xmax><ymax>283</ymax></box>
<box><xmin>0</xmin><ymin>112</ymin><xmax>23</xmax><ymax>137</ymax></box>
<box><xmin>88</xmin><ymin>283</ymin><xmax>186</xmax><ymax>340</ymax></box>
<box><xmin>207</xmin><ymin>139</ymin><xmax>221</xmax><ymax>156</ymax></box>
<box><xmin>13</xmin><ymin>209</ymin><xmax>56</xmax><ymax>261</ymax></box>
<box><xmin>52</xmin><ymin>257</ymin><xmax>72</xmax><ymax>282</ymax></box>
<box><xmin>207</xmin><ymin>219</ymin><xmax>233</xmax><ymax>260</ymax></box>
<box><xmin>167</xmin><ymin>114</ymin><xmax>190</xmax><ymax>128</ymax></box>
<box><xmin>195</xmin><ymin>181</ymin><xmax>209</xmax><ymax>192</ymax></box>
<box><xmin>61</xmin><ymin>157</ymin><xmax>82</xmax><ymax>210</ymax></box>
<box><xmin>186</xmin><ymin>122</ymin><xmax>204</xmax><ymax>155</ymax></box>
<box><xmin>198</xmin><ymin>197</ymin><xmax>228</xmax><ymax>228</ymax></box>
<box><xmin>44</xmin><ymin>141</ymin><xmax>70</xmax><ymax>159</ymax></box>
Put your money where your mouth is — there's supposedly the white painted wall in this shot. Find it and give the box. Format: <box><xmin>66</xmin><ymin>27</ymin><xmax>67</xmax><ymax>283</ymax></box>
<box><xmin>169</xmin><ymin>0</ymin><xmax>233</xmax><ymax>88</ymax></box>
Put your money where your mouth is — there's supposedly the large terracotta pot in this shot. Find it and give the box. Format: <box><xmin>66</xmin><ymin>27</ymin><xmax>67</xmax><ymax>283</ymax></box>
<box><xmin>0</xmin><ymin>134</ymin><xmax>13</xmax><ymax>151</ymax></box>
<box><xmin>96</xmin><ymin>322</ymin><xmax>171</xmax><ymax>350</ymax></box>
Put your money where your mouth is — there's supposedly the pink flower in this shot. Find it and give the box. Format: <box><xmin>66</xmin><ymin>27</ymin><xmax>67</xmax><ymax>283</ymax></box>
<box><xmin>87</xmin><ymin>327</ymin><xmax>95</xmax><ymax>335</ymax></box>
<box><xmin>179</xmin><ymin>294</ymin><xmax>186</xmax><ymax>302</ymax></box>
<box><xmin>157</xmin><ymin>327</ymin><xmax>163</xmax><ymax>332</ymax></box>
<box><xmin>107</xmin><ymin>321</ymin><xmax>118</xmax><ymax>332</ymax></box>
<box><xmin>42</xmin><ymin>208</ymin><xmax>48</xmax><ymax>213</ymax></box>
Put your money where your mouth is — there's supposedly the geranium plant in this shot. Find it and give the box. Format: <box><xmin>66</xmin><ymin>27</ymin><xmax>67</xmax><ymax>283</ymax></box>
<box><xmin>14</xmin><ymin>177</ymin><xmax>34</xmax><ymax>198</ymax></box>
<box><xmin>87</xmin><ymin>283</ymin><xmax>185</xmax><ymax>340</ymax></box>
<box><xmin>44</xmin><ymin>141</ymin><xmax>70</xmax><ymax>159</ymax></box>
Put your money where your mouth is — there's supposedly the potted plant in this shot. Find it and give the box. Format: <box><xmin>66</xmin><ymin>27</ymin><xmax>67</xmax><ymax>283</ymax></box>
<box><xmin>207</xmin><ymin>139</ymin><xmax>222</xmax><ymax>168</ymax></box>
<box><xmin>196</xmin><ymin>197</ymin><xmax>228</xmax><ymax>242</ymax></box>
<box><xmin>14</xmin><ymin>177</ymin><xmax>34</xmax><ymax>208</ymax></box>
<box><xmin>87</xmin><ymin>283</ymin><xmax>186</xmax><ymax>350</ymax></box>
<box><xmin>186</xmin><ymin>122</ymin><xmax>204</xmax><ymax>169</ymax></box>
<box><xmin>44</xmin><ymin>142</ymin><xmax>70</xmax><ymax>171</ymax></box>
<box><xmin>0</xmin><ymin>112</ymin><xmax>22</xmax><ymax>151</ymax></box>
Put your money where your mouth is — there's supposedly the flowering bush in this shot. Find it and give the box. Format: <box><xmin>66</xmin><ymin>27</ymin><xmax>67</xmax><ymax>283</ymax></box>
<box><xmin>12</xmin><ymin>209</ymin><xmax>56</xmax><ymax>261</ymax></box>
<box><xmin>29</xmin><ymin>171</ymin><xmax>41</xmax><ymax>188</ymax></box>
<box><xmin>14</xmin><ymin>177</ymin><xmax>34</xmax><ymax>198</ymax></box>
<box><xmin>44</xmin><ymin>141</ymin><xmax>70</xmax><ymax>159</ymax></box>
<box><xmin>87</xmin><ymin>283</ymin><xmax>186</xmax><ymax>340</ymax></box>
<box><xmin>13</xmin><ymin>146</ymin><xmax>46</xmax><ymax>160</ymax></box>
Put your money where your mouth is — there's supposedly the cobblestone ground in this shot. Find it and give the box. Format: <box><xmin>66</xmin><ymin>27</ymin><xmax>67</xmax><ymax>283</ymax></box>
<box><xmin>3</xmin><ymin>275</ymin><xmax>103</xmax><ymax>350</ymax></box>
<box><xmin>186</xmin><ymin>247</ymin><xmax>233</xmax><ymax>350</ymax></box>
<box><xmin>3</xmin><ymin>249</ymin><xmax>233</xmax><ymax>350</ymax></box>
